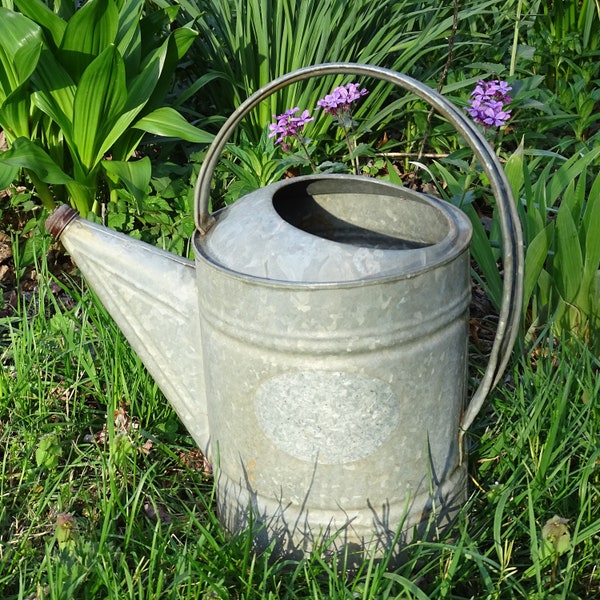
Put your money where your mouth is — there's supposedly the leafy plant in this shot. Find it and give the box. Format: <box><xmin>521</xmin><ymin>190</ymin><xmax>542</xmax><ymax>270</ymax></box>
<box><xmin>212</xmin><ymin>130</ymin><xmax>291</xmax><ymax>208</ymax></box>
<box><xmin>529</xmin><ymin>0</ymin><xmax>600</xmax><ymax>92</ymax></box>
<box><xmin>153</xmin><ymin>0</ymin><xmax>509</xmax><ymax>143</ymax></box>
<box><xmin>104</xmin><ymin>157</ymin><xmax>198</xmax><ymax>255</ymax></box>
<box><xmin>35</xmin><ymin>431</ymin><xmax>63</xmax><ymax>470</ymax></box>
<box><xmin>0</xmin><ymin>0</ymin><xmax>212</xmax><ymax>216</ymax></box>
<box><xmin>505</xmin><ymin>144</ymin><xmax>600</xmax><ymax>350</ymax></box>
<box><xmin>509</xmin><ymin>0</ymin><xmax>600</xmax><ymax>151</ymax></box>
<box><xmin>434</xmin><ymin>141</ymin><xmax>600</xmax><ymax>350</ymax></box>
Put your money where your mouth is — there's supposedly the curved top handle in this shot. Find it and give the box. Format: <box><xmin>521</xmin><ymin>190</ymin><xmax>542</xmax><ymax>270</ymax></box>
<box><xmin>194</xmin><ymin>62</ymin><xmax>524</xmax><ymax>447</ymax></box>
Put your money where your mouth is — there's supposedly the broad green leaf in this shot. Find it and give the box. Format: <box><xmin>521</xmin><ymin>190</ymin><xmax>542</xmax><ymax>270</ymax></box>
<box><xmin>585</xmin><ymin>170</ymin><xmax>600</xmax><ymax>234</ymax></box>
<box><xmin>0</xmin><ymin>44</ymin><xmax>14</xmax><ymax>103</ymax></box>
<box><xmin>133</xmin><ymin>107</ymin><xmax>214</xmax><ymax>143</ymax></box>
<box><xmin>59</xmin><ymin>0</ymin><xmax>119</xmax><ymax>81</ymax></box>
<box><xmin>123</xmin><ymin>48</ymin><xmax>164</xmax><ymax>113</ymax></box>
<box><xmin>102</xmin><ymin>156</ymin><xmax>151</xmax><ymax>209</ymax></box>
<box><xmin>0</xmin><ymin>137</ymin><xmax>73</xmax><ymax>184</ymax></box>
<box><xmin>523</xmin><ymin>180</ymin><xmax>547</xmax><ymax>244</ymax></box>
<box><xmin>592</xmin><ymin>271</ymin><xmax>600</xmax><ymax>318</ymax></box>
<box><xmin>102</xmin><ymin>129</ymin><xmax>145</xmax><ymax>164</ymax></box>
<box><xmin>535</xmin><ymin>268</ymin><xmax>552</xmax><ymax>310</ymax></box>
<box><xmin>96</xmin><ymin>28</ymin><xmax>176</xmax><ymax>160</ymax></box>
<box><xmin>0</xmin><ymin>90</ymin><xmax>35</xmax><ymax>140</ymax></box>
<box><xmin>94</xmin><ymin>63</ymin><xmax>162</xmax><ymax>160</ymax></box>
<box><xmin>98</xmin><ymin>26</ymin><xmax>202</xmax><ymax>159</ymax></box>
<box><xmin>0</xmin><ymin>19</ymin><xmax>41</xmax><ymax>134</ymax></box>
<box><xmin>0</xmin><ymin>161</ymin><xmax>19</xmax><ymax>189</ymax></box>
<box><xmin>66</xmin><ymin>180</ymin><xmax>96</xmax><ymax>215</ymax></box>
<box><xmin>582</xmin><ymin>174</ymin><xmax>600</xmax><ymax>284</ymax></box>
<box><xmin>139</xmin><ymin>4</ymin><xmax>179</xmax><ymax>58</ymax></box>
<box><xmin>573</xmin><ymin>167</ymin><xmax>587</xmax><ymax>225</ymax></box>
<box><xmin>0</xmin><ymin>8</ymin><xmax>43</xmax><ymax>96</ymax></box>
<box><xmin>14</xmin><ymin>0</ymin><xmax>67</xmax><ymax>48</ymax></box>
<box><xmin>73</xmin><ymin>45</ymin><xmax>127</xmax><ymax>171</ymax></box>
<box><xmin>553</xmin><ymin>201</ymin><xmax>583</xmax><ymax>303</ymax></box>
<box><xmin>31</xmin><ymin>49</ymin><xmax>76</xmax><ymax>142</ymax></box>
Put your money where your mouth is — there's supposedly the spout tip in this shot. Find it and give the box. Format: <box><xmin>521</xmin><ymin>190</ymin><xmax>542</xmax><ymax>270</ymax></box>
<box><xmin>46</xmin><ymin>205</ymin><xmax>79</xmax><ymax>239</ymax></box>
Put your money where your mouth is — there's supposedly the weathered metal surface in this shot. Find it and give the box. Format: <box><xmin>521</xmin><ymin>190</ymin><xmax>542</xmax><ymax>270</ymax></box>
<box><xmin>52</xmin><ymin>216</ymin><xmax>210</xmax><ymax>453</ymax></box>
<box><xmin>194</xmin><ymin>175</ymin><xmax>471</xmax><ymax>559</ymax></box>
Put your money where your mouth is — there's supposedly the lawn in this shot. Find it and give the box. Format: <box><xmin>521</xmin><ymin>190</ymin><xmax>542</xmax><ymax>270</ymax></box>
<box><xmin>1</xmin><ymin>262</ymin><xmax>598</xmax><ymax>597</ymax></box>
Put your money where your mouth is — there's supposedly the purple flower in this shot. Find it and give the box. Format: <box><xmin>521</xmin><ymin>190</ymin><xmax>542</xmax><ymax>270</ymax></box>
<box><xmin>317</xmin><ymin>83</ymin><xmax>369</xmax><ymax>116</ymax></box>
<box><xmin>467</xmin><ymin>79</ymin><xmax>512</xmax><ymax>128</ymax></box>
<box><xmin>268</xmin><ymin>107</ymin><xmax>314</xmax><ymax>151</ymax></box>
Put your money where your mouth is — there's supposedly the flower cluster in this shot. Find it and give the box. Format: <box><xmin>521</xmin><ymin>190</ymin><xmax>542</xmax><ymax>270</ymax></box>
<box><xmin>467</xmin><ymin>79</ymin><xmax>512</xmax><ymax>128</ymax></box>
<box><xmin>268</xmin><ymin>107</ymin><xmax>314</xmax><ymax>151</ymax></box>
<box><xmin>316</xmin><ymin>83</ymin><xmax>369</xmax><ymax>116</ymax></box>
<box><xmin>268</xmin><ymin>82</ymin><xmax>368</xmax><ymax>173</ymax></box>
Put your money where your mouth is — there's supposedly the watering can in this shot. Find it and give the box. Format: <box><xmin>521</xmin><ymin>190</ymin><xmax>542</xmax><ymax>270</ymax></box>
<box><xmin>46</xmin><ymin>64</ymin><xmax>523</xmax><ymax>563</ymax></box>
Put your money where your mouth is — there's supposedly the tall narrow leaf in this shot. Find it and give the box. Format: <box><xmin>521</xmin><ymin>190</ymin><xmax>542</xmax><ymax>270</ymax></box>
<box><xmin>553</xmin><ymin>202</ymin><xmax>583</xmax><ymax>305</ymax></box>
<box><xmin>578</xmin><ymin>191</ymin><xmax>600</xmax><ymax>309</ymax></box>
<box><xmin>73</xmin><ymin>45</ymin><xmax>127</xmax><ymax>171</ymax></box>
<box><xmin>546</xmin><ymin>146</ymin><xmax>600</xmax><ymax>206</ymax></box>
<box><xmin>58</xmin><ymin>0</ymin><xmax>119</xmax><ymax>81</ymax></box>
<box><xmin>14</xmin><ymin>0</ymin><xmax>67</xmax><ymax>48</ymax></box>
<box><xmin>464</xmin><ymin>203</ymin><xmax>503</xmax><ymax>309</ymax></box>
<box><xmin>523</xmin><ymin>225</ymin><xmax>552</xmax><ymax>313</ymax></box>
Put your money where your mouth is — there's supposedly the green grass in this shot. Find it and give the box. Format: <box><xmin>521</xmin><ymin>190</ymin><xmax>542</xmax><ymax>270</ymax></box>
<box><xmin>1</xmin><ymin>242</ymin><xmax>599</xmax><ymax>599</ymax></box>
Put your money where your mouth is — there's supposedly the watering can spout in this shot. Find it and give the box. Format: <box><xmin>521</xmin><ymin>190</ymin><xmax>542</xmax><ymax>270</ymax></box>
<box><xmin>46</xmin><ymin>205</ymin><xmax>209</xmax><ymax>453</ymax></box>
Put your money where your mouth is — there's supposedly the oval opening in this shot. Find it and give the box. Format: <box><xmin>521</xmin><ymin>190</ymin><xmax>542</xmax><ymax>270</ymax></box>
<box><xmin>272</xmin><ymin>178</ymin><xmax>450</xmax><ymax>250</ymax></box>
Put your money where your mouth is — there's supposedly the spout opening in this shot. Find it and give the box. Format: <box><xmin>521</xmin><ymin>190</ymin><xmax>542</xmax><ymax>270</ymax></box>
<box><xmin>46</xmin><ymin>205</ymin><xmax>79</xmax><ymax>239</ymax></box>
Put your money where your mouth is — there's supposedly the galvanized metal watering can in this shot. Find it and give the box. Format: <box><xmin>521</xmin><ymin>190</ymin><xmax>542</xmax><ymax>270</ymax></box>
<box><xmin>46</xmin><ymin>64</ymin><xmax>524</xmax><ymax>563</ymax></box>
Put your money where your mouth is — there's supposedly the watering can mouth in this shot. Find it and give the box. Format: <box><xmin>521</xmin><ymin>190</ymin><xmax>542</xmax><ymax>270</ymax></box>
<box><xmin>193</xmin><ymin>174</ymin><xmax>472</xmax><ymax>285</ymax></box>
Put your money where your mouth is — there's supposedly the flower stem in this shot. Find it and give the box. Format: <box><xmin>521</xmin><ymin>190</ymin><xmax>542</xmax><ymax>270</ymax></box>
<box><xmin>296</xmin><ymin>136</ymin><xmax>317</xmax><ymax>172</ymax></box>
<box><xmin>341</xmin><ymin>125</ymin><xmax>359</xmax><ymax>175</ymax></box>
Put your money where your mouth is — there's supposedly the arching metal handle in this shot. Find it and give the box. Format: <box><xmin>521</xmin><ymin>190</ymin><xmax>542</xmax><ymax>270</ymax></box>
<box><xmin>194</xmin><ymin>62</ymin><xmax>524</xmax><ymax>448</ymax></box>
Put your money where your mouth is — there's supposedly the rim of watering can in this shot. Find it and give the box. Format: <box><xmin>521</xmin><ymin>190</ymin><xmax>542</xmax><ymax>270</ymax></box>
<box><xmin>193</xmin><ymin>62</ymin><xmax>524</xmax><ymax>447</ymax></box>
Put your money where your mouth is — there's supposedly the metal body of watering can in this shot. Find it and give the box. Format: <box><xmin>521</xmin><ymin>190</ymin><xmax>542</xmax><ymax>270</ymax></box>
<box><xmin>46</xmin><ymin>63</ymin><xmax>523</xmax><ymax>564</ymax></box>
